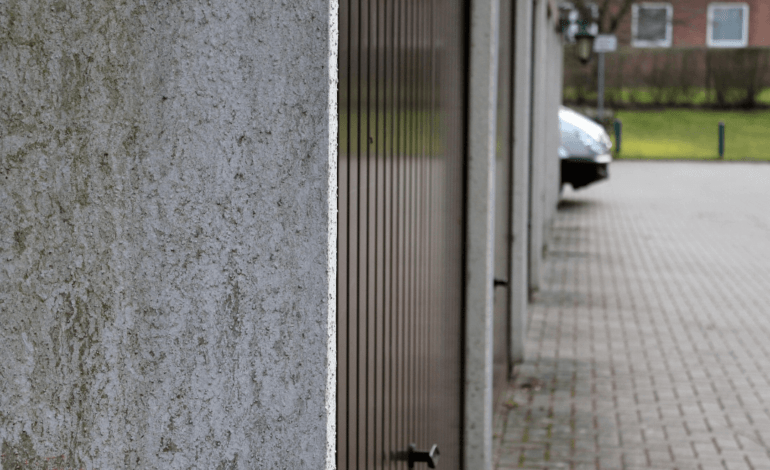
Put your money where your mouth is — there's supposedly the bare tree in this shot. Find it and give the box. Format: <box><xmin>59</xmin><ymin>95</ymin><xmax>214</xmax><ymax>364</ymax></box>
<box><xmin>570</xmin><ymin>0</ymin><xmax>634</xmax><ymax>34</ymax></box>
<box><xmin>570</xmin><ymin>0</ymin><xmax>707</xmax><ymax>34</ymax></box>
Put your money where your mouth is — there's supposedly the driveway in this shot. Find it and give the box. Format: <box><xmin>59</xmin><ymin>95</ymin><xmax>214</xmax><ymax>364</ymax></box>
<box><xmin>494</xmin><ymin>161</ymin><xmax>770</xmax><ymax>470</ymax></box>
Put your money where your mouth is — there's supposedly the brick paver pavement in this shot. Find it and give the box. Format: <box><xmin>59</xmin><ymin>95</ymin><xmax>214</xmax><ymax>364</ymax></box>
<box><xmin>493</xmin><ymin>161</ymin><xmax>770</xmax><ymax>470</ymax></box>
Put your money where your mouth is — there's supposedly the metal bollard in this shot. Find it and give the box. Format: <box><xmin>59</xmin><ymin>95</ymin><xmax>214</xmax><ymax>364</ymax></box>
<box><xmin>614</xmin><ymin>119</ymin><xmax>622</xmax><ymax>155</ymax></box>
<box><xmin>718</xmin><ymin>121</ymin><xmax>725</xmax><ymax>159</ymax></box>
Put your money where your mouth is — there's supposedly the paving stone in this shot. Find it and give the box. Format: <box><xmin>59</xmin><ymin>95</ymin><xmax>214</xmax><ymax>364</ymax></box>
<box><xmin>493</xmin><ymin>163</ymin><xmax>770</xmax><ymax>470</ymax></box>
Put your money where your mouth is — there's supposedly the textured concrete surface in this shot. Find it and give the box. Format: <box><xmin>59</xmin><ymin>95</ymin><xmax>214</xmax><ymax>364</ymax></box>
<box><xmin>510</xmin><ymin>0</ymin><xmax>533</xmax><ymax>365</ymax></box>
<box><xmin>0</xmin><ymin>1</ymin><xmax>337</xmax><ymax>468</ymax></box>
<box><xmin>527</xmin><ymin>0</ymin><xmax>550</xmax><ymax>296</ymax></box>
<box><xmin>543</xmin><ymin>29</ymin><xmax>563</xmax><ymax>248</ymax></box>
<box><xmin>494</xmin><ymin>162</ymin><xmax>770</xmax><ymax>469</ymax></box>
<box><xmin>465</xmin><ymin>0</ymin><xmax>500</xmax><ymax>467</ymax></box>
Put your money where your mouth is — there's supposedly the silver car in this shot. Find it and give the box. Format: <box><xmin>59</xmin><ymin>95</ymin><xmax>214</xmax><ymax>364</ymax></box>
<box><xmin>559</xmin><ymin>106</ymin><xmax>613</xmax><ymax>189</ymax></box>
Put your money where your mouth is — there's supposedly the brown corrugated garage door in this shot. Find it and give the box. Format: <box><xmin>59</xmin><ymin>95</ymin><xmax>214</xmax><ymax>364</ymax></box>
<box><xmin>337</xmin><ymin>0</ymin><xmax>467</xmax><ymax>468</ymax></box>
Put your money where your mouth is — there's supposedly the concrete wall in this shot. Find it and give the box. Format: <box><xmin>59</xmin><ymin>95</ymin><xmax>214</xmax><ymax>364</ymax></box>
<box><xmin>527</xmin><ymin>0</ymin><xmax>549</xmax><ymax>295</ymax></box>
<box><xmin>468</xmin><ymin>0</ymin><xmax>563</xmax><ymax>464</ymax></box>
<box><xmin>0</xmin><ymin>1</ymin><xmax>337</xmax><ymax>468</ymax></box>
<box><xmin>543</xmin><ymin>19</ymin><xmax>564</xmax><ymax>242</ymax></box>
<box><xmin>526</xmin><ymin>0</ymin><xmax>562</xmax><ymax>298</ymax></box>
<box><xmin>0</xmin><ymin>0</ymin><xmax>566</xmax><ymax>467</ymax></box>
<box><xmin>465</xmin><ymin>0</ymin><xmax>499</xmax><ymax>467</ymax></box>
<box><xmin>510</xmin><ymin>0</ymin><xmax>534</xmax><ymax>364</ymax></box>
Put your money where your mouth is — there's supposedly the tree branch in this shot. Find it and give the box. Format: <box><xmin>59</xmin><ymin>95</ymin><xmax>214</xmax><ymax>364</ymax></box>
<box><xmin>608</xmin><ymin>0</ymin><xmax>634</xmax><ymax>33</ymax></box>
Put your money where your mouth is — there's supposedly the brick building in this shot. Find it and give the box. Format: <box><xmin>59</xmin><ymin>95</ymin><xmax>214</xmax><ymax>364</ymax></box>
<box><xmin>564</xmin><ymin>0</ymin><xmax>770</xmax><ymax>106</ymax></box>
<box><xmin>612</xmin><ymin>0</ymin><xmax>770</xmax><ymax>49</ymax></box>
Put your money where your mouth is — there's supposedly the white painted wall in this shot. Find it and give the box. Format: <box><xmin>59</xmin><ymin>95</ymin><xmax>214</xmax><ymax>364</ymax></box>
<box><xmin>0</xmin><ymin>1</ymin><xmax>337</xmax><ymax>468</ymax></box>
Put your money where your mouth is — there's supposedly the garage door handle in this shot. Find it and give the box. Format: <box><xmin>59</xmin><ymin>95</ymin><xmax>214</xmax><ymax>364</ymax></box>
<box><xmin>408</xmin><ymin>443</ymin><xmax>439</xmax><ymax>468</ymax></box>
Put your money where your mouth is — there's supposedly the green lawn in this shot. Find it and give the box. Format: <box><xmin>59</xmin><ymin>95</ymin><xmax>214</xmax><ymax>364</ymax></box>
<box><xmin>612</xmin><ymin>109</ymin><xmax>770</xmax><ymax>160</ymax></box>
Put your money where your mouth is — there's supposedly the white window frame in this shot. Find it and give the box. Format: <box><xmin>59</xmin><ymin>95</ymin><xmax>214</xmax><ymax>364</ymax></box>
<box><xmin>631</xmin><ymin>2</ymin><xmax>673</xmax><ymax>48</ymax></box>
<box><xmin>707</xmin><ymin>2</ymin><xmax>749</xmax><ymax>48</ymax></box>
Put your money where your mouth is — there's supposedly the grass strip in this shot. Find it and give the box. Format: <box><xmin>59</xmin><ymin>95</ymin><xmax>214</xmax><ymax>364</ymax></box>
<box><xmin>612</xmin><ymin>109</ymin><xmax>770</xmax><ymax>160</ymax></box>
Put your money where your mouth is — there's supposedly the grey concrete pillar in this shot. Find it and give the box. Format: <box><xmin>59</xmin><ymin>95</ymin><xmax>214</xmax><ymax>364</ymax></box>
<box><xmin>0</xmin><ymin>1</ymin><xmax>338</xmax><ymax>468</ymax></box>
<box><xmin>553</xmin><ymin>32</ymin><xmax>565</xmax><ymax>205</ymax></box>
<box><xmin>543</xmin><ymin>30</ymin><xmax>555</xmax><ymax>236</ymax></box>
<box><xmin>544</xmin><ymin>25</ymin><xmax>563</xmax><ymax>235</ymax></box>
<box><xmin>528</xmin><ymin>0</ymin><xmax>549</xmax><ymax>295</ymax></box>
<box><xmin>465</xmin><ymin>0</ymin><xmax>500</xmax><ymax>467</ymax></box>
<box><xmin>510</xmin><ymin>0</ymin><xmax>534</xmax><ymax>364</ymax></box>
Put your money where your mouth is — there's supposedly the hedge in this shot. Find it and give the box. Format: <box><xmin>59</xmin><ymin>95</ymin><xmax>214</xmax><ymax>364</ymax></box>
<box><xmin>563</xmin><ymin>46</ymin><xmax>770</xmax><ymax>109</ymax></box>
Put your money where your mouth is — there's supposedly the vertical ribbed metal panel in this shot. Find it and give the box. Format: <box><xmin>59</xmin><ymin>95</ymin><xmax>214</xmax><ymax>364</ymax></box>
<box><xmin>337</xmin><ymin>0</ymin><xmax>467</xmax><ymax>468</ymax></box>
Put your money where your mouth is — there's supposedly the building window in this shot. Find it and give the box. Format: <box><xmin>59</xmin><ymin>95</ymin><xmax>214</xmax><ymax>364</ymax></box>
<box><xmin>707</xmin><ymin>3</ymin><xmax>749</xmax><ymax>48</ymax></box>
<box><xmin>632</xmin><ymin>3</ymin><xmax>673</xmax><ymax>48</ymax></box>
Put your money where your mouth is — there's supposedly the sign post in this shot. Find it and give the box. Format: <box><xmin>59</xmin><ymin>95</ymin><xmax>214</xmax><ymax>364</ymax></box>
<box><xmin>593</xmin><ymin>34</ymin><xmax>617</xmax><ymax>122</ymax></box>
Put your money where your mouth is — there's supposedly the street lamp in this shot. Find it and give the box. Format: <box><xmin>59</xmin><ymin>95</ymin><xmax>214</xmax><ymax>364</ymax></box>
<box><xmin>558</xmin><ymin>4</ymin><xmax>597</xmax><ymax>64</ymax></box>
<box><xmin>574</xmin><ymin>29</ymin><xmax>595</xmax><ymax>64</ymax></box>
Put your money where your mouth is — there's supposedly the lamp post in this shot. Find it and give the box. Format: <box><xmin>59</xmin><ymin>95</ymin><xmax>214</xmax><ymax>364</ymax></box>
<box><xmin>574</xmin><ymin>30</ymin><xmax>595</xmax><ymax>64</ymax></box>
<box><xmin>561</xmin><ymin>4</ymin><xmax>599</xmax><ymax>118</ymax></box>
<box><xmin>559</xmin><ymin>5</ymin><xmax>596</xmax><ymax>64</ymax></box>
<box><xmin>560</xmin><ymin>5</ymin><xmax>596</xmax><ymax>64</ymax></box>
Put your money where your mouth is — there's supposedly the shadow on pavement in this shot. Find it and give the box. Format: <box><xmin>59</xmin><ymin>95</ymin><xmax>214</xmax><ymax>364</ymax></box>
<box><xmin>557</xmin><ymin>198</ymin><xmax>597</xmax><ymax>212</ymax></box>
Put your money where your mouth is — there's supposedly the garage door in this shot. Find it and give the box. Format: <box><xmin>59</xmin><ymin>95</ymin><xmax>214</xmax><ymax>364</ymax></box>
<box><xmin>337</xmin><ymin>0</ymin><xmax>468</xmax><ymax>468</ymax></box>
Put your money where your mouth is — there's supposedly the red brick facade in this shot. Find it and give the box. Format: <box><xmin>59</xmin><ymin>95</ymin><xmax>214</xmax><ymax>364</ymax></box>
<box><xmin>610</xmin><ymin>0</ymin><xmax>770</xmax><ymax>49</ymax></box>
